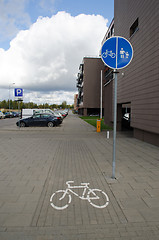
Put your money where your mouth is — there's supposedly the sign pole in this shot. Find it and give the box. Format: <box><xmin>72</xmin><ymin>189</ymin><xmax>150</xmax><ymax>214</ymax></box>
<box><xmin>100</xmin><ymin>70</ymin><xmax>102</xmax><ymax>120</ymax></box>
<box><xmin>14</xmin><ymin>88</ymin><xmax>23</xmax><ymax>129</ymax></box>
<box><xmin>18</xmin><ymin>101</ymin><xmax>20</xmax><ymax>129</ymax></box>
<box><xmin>101</xmin><ymin>36</ymin><xmax>133</xmax><ymax>179</ymax></box>
<box><xmin>112</xmin><ymin>69</ymin><xmax>118</xmax><ymax>179</ymax></box>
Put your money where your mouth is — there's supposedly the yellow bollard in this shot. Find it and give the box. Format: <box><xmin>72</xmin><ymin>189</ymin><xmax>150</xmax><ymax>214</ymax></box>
<box><xmin>96</xmin><ymin>119</ymin><xmax>101</xmax><ymax>132</ymax></box>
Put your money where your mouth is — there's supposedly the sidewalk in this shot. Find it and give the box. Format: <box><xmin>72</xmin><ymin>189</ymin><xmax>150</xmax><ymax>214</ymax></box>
<box><xmin>0</xmin><ymin>112</ymin><xmax>159</xmax><ymax>239</ymax></box>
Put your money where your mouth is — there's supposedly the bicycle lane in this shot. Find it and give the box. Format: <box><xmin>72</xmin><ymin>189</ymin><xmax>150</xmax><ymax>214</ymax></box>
<box><xmin>31</xmin><ymin>113</ymin><xmax>159</xmax><ymax>240</ymax></box>
<box><xmin>29</xmin><ymin>113</ymin><xmax>129</xmax><ymax>237</ymax></box>
<box><xmin>1</xmin><ymin>112</ymin><xmax>159</xmax><ymax>239</ymax></box>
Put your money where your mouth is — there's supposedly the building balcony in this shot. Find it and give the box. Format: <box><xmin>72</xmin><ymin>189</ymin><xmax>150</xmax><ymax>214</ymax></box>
<box><xmin>76</xmin><ymin>84</ymin><xmax>82</xmax><ymax>88</ymax></box>
<box><xmin>79</xmin><ymin>63</ymin><xmax>84</xmax><ymax>72</ymax></box>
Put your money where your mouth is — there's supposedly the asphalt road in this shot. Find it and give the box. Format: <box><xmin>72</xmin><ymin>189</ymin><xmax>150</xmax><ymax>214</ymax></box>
<box><xmin>0</xmin><ymin>117</ymin><xmax>18</xmax><ymax>128</ymax></box>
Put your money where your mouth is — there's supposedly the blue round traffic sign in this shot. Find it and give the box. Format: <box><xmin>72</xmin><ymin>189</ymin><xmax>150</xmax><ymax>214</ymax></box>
<box><xmin>101</xmin><ymin>36</ymin><xmax>133</xmax><ymax>69</ymax></box>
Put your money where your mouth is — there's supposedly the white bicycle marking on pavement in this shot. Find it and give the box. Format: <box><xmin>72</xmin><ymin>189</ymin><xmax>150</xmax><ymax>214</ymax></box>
<box><xmin>50</xmin><ymin>181</ymin><xmax>109</xmax><ymax>210</ymax></box>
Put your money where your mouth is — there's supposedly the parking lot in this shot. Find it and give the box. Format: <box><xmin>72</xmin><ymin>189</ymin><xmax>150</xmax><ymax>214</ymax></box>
<box><xmin>0</xmin><ymin>118</ymin><xmax>18</xmax><ymax>129</ymax></box>
<box><xmin>0</xmin><ymin>111</ymin><xmax>159</xmax><ymax>240</ymax></box>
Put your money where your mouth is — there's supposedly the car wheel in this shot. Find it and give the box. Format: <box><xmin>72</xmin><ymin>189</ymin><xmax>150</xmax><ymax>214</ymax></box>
<box><xmin>47</xmin><ymin>121</ymin><xmax>54</xmax><ymax>127</ymax></box>
<box><xmin>20</xmin><ymin>122</ymin><xmax>26</xmax><ymax>127</ymax></box>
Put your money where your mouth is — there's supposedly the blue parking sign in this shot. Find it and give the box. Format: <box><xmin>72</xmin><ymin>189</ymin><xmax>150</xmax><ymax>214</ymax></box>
<box><xmin>101</xmin><ymin>36</ymin><xmax>133</xmax><ymax>69</ymax></box>
<box><xmin>15</xmin><ymin>88</ymin><xmax>23</xmax><ymax>97</ymax></box>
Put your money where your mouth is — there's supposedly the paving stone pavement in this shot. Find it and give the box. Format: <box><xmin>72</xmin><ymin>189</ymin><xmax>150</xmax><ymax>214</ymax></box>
<box><xmin>0</xmin><ymin>112</ymin><xmax>159</xmax><ymax>239</ymax></box>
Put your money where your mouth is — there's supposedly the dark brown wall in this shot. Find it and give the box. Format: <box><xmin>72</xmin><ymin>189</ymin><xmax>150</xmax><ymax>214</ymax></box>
<box><xmin>114</xmin><ymin>0</ymin><xmax>159</xmax><ymax>135</ymax></box>
<box><xmin>104</xmin><ymin>81</ymin><xmax>113</xmax><ymax>125</ymax></box>
<box><xmin>83</xmin><ymin>58</ymin><xmax>105</xmax><ymax>109</ymax></box>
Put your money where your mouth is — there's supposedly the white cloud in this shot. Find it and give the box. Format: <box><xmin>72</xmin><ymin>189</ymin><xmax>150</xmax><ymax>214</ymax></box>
<box><xmin>24</xmin><ymin>90</ymin><xmax>77</xmax><ymax>105</ymax></box>
<box><xmin>0</xmin><ymin>11</ymin><xmax>108</xmax><ymax>104</ymax></box>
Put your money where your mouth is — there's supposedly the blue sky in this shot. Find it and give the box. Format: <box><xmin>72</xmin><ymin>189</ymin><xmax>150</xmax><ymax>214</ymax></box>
<box><xmin>0</xmin><ymin>0</ymin><xmax>114</xmax><ymax>50</ymax></box>
<box><xmin>0</xmin><ymin>0</ymin><xmax>114</xmax><ymax>104</ymax></box>
<box><xmin>54</xmin><ymin>0</ymin><xmax>114</xmax><ymax>20</ymax></box>
<box><xmin>28</xmin><ymin>0</ymin><xmax>114</xmax><ymax>24</ymax></box>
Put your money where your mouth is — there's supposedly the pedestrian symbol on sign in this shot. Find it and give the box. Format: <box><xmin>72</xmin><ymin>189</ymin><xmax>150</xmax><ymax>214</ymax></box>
<box><xmin>120</xmin><ymin>48</ymin><xmax>129</xmax><ymax>59</ymax></box>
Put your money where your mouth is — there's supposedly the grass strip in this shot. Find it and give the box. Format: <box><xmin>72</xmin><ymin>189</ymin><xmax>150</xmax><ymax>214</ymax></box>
<box><xmin>79</xmin><ymin>116</ymin><xmax>112</xmax><ymax>131</ymax></box>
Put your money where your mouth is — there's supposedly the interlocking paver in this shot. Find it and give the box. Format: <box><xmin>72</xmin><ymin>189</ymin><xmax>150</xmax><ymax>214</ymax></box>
<box><xmin>0</xmin><ymin>112</ymin><xmax>159</xmax><ymax>239</ymax></box>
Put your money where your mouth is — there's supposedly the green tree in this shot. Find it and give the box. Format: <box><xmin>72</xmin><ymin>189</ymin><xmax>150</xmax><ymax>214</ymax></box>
<box><xmin>61</xmin><ymin>101</ymin><xmax>67</xmax><ymax>109</ymax></box>
<box><xmin>44</xmin><ymin>103</ymin><xmax>49</xmax><ymax>108</ymax></box>
<box><xmin>1</xmin><ymin>100</ymin><xmax>8</xmax><ymax>109</ymax></box>
<box><xmin>12</xmin><ymin>101</ymin><xmax>18</xmax><ymax>109</ymax></box>
<box><xmin>50</xmin><ymin>104</ymin><xmax>58</xmax><ymax>109</ymax></box>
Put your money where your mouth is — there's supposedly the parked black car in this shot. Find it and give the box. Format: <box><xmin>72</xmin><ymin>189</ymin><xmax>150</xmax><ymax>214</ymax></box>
<box><xmin>12</xmin><ymin>111</ymin><xmax>19</xmax><ymax>117</ymax></box>
<box><xmin>55</xmin><ymin>110</ymin><xmax>68</xmax><ymax>118</ymax></box>
<box><xmin>16</xmin><ymin>113</ymin><xmax>61</xmax><ymax>127</ymax></box>
<box><xmin>4</xmin><ymin>112</ymin><xmax>14</xmax><ymax>118</ymax></box>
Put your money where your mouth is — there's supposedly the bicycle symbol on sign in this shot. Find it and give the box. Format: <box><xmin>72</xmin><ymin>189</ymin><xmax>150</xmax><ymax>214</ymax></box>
<box><xmin>50</xmin><ymin>181</ymin><xmax>109</xmax><ymax>210</ymax></box>
<box><xmin>102</xmin><ymin>50</ymin><xmax>116</xmax><ymax>58</ymax></box>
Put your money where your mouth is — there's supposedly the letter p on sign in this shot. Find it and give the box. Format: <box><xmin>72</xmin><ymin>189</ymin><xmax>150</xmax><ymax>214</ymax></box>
<box><xmin>14</xmin><ymin>88</ymin><xmax>23</xmax><ymax>101</ymax></box>
<box><xmin>15</xmin><ymin>88</ymin><xmax>23</xmax><ymax>97</ymax></box>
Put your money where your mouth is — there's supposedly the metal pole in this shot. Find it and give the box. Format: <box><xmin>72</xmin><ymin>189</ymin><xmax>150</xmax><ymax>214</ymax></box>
<box><xmin>18</xmin><ymin>101</ymin><xmax>20</xmax><ymax>129</ymax></box>
<box><xmin>112</xmin><ymin>69</ymin><xmax>118</xmax><ymax>179</ymax></box>
<box><xmin>9</xmin><ymin>83</ymin><xmax>15</xmax><ymax>114</ymax></box>
<box><xmin>9</xmin><ymin>85</ymin><xmax>10</xmax><ymax>113</ymax></box>
<box><xmin>100</xmin><ymin>70</ymin><xmax>102</xmax><ymax>120</ymax></box>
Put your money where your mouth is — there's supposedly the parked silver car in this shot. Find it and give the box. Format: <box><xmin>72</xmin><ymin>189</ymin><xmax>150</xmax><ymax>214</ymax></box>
<box><xmin>0</xmin><ymin>112</ymin><xmax>5</xmax><ymax>119</ymax></box>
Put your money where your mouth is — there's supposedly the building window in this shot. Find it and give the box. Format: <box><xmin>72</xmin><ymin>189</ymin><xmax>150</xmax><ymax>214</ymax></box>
<box><xmin>130</xmin><ymin>18</ymin><xmax>139</xmax><ymax>37</ymax></box>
